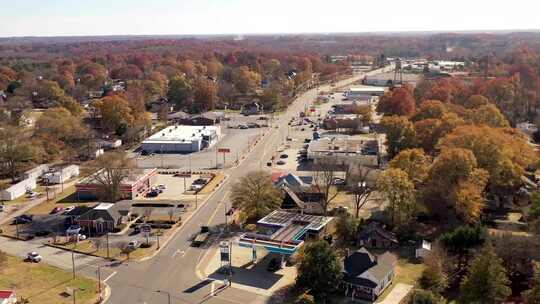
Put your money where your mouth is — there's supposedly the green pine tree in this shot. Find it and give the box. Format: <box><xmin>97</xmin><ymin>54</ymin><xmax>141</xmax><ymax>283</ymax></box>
<box><xmin>459</xmin><ymin>242</ymin><xmax>511</xmax><ymax>304</ymax></box>
<box><xmin>296</xmin><ymin>240</ymin><xmax>342</xmax><ymax>300</ymax></box>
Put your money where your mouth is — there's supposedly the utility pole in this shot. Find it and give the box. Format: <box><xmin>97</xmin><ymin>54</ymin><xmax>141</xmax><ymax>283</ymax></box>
<box><xmin>71</xmin><ymin>240</ymin><xmax>77</xmax><ymax>279</ymax></box>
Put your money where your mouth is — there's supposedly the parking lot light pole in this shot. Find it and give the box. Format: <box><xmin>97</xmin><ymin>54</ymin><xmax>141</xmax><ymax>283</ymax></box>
<box><xmin>155</xmin><ymin>290</ymin><xmax>171</xmax><ymax>304</ymax></box>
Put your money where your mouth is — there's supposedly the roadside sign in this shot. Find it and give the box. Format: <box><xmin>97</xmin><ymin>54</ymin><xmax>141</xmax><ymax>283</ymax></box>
<box><xmin>218</xmin><ymin>148</ymin><xmax>231</xmax><ymax>153</ymax></box>
<box><xmin>220</xmin><ymin>241</ymin><xmax>230</xmax><ymax>262</ymax></box>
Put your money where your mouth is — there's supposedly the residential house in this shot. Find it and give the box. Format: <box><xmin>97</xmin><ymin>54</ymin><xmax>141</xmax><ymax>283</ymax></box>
<box><xmin>275</xmin><ymin>173</ymin><xmax>313</xmax><ymax>189</ymax></box>
<box><xmin>281</xmin><ymin>186</ymin><xmax>325</xmax><ymax>215</ymax></box>
<box><xmin>357</xmin><ymin>222</ymin><xmax>399</xmax><ymax>249</ymax></box>
<box><xmin>75</xmin><ymin>202</ymin><xmax>132</xmax><ymax>233</ymax></box>
<box><xmin>342</xmin><ymin>248</ymin><xmax>397</xmax><ymax>301</ymax></box>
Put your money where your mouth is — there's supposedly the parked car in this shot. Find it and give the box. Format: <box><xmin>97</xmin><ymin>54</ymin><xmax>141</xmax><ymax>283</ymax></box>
<box><xmin>332</xmin><ymin>177</ymin><xmax>346</xmax><ymax>186</ymax></box>
<box><xmin>304</xmin><ymin>138</ymin><xmax>311</xmax><ymax>143</ymax></box>
<box><xmin>267</xmin><ymin>161</ymin><xmax>272</xmax><ymax>167</ymax></box>
<box><xmin>276</xmin><ymin>160</ymin><xmax>286</xmax><ymax>165</ymax></box>
<box><xmin>0</xmin><ymin>205</ymin><xmax>4</xmax><ymax>212</ymax></box>
<box><xmin>27</xmin><ymin>191</ymin><xmax>38</xmax><ymax>199</ymax></box>
<box><xmin>267</xmin><ymin>258</ymin><xmax>281</xmax><ymax>272</ymax></box>
<box><xmin>238</xmin><ymin>124</ymin><xmax>249</xmax><ymax>129</ymax></box>
<box><xmin>127</xmin><ymin>240</ymin><xmax>139</xmax><ymax>249</ymax></box>
<box><xmin>13</xmin><ymin>214</ymin><xmax>33</xmax><ymax>224</ymax></box>
<box><xmin>26</xmin><ymin>252</ymin><xmax>42</xmax><ymax>263</ymax></box>
<box><xmin>50</xmin><ymin>206</ymin><xmax>64</xmax><ymax>214</ymax></box>
<box><xmin>146</xmin><ymin>190</ymin><xmax>159</xmax><ymax>197</ymax></box>
<box><xmin>156</xmin><ymin>184</ymin><xmax>167</xmax><ymax>190</ymax></box>
<box><xmin>280</xmin><ymin>154</ymin><xmax>288</xmax><ymax>159</ymax></box>
<box><xmin>64</xmin><ymin>206</ymin><xmax>76</xmax><ymax>213</ymax></box>
<box><xmin>190</xmin><ymin>178</ymin><xmax>208</xmax><ymax>191</ymax></box>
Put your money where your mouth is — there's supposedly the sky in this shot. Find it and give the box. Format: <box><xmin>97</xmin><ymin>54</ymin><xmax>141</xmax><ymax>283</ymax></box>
<box><xmin>2</xmin><ymin>0</ymin><xmax>540</xmax><ymax>37</ymax></box>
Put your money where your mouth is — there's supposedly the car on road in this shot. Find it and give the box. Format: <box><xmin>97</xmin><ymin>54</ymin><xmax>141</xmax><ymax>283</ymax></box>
<box><xmin>26</xmin><ymin>252</ymin><xmax>42</xmax><ymax>263</ymax></box>
<box><xmin>267</xmin><ymin>258</ymin><xmax>281</xmax><ymax>272</ymax></box>
<box><xmin>50</xmin><ymin>206</ymin><xmax>64</xmax><ymax>214</ymax></box>
<box><xmin>192</xmin><ymin>226</ymin><xmax>210</xmax><ymax>247</ymax></box>
<box><xmin>276</xmin><ymin>160</ymin><xmax>286</xmax><ymax>165</ymax></box>
<box><xmin>280</xmin><ymin>154</ymin><xmax>288</xmax><ymax>159</ymax></box>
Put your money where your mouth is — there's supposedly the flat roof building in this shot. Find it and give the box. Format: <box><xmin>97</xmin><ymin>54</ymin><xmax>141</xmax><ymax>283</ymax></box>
<box><xmin>347</xmin><ymin>87</ymin><xmax>386</xmax><ymax>98</ymax></box>
<box><xmin>142</xmin><ymin>125</ymin><xmax>221</xmax><ymax>153</ymax></box>
<box><xmin>307</xmin><ymin>137</ymin><xmax>381</xmax><ymax>167</ymax></box>
<box><xmin>238</xmin><ymin>210</ymin><xmax>334</xmax><ymax>255</ymax></box>
<box><xmin>75</xmin><ymin>168</ymin><xmax>157</xmax><ymax>201</ymax></box>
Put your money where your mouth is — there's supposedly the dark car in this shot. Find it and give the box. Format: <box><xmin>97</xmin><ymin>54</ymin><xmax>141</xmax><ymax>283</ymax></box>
<box><xmin>280</xmin><ymin>154</ymin><xmax>288</xmax><ymax>159</ymax></box>
<box><xmin>13</xmin><ymin>215</ymin><xmax>33</xmax><ymax>224</ymax></box>
<box><xmin>50</xmin><ymin>206</ymin><xmax>64</xmax><ymax>214</ymax></box>
<box><xmin>267</xmin><ymin>161</ymin><xmax>272</xmax><ymax>166</ymax></box>
<box><xmin>304</xmin><ymin>138</ymin><xmax>311</xmax><ymax>143</ymax></box>
<box><xmin>146</xmin><ymin>190</ymin><xmax>159</xmax><ymax>197</ymax></box>
<box><xmin>267</xmin><ymin>258</ymin><xmax>281</xmax><ymax>272</ymax></box>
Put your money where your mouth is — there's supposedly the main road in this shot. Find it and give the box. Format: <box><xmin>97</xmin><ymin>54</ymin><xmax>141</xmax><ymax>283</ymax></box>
<box><xmin>104</xmin><ymin>70</ymin><xmax>384</xmax><ymax>304</ymax></box>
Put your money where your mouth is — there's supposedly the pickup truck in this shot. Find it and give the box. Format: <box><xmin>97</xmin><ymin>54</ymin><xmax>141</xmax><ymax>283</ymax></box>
<box><xmin>191</xmin><ymin>226</ymin><xmax>210</xmax><ymax>247</ymax></box>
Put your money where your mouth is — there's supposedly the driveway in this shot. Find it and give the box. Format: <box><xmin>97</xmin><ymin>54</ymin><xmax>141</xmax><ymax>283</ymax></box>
<box><xmin>377</xmin><ymin>283</ymin><xmax>413</xmax><ymax>304</ymax></box>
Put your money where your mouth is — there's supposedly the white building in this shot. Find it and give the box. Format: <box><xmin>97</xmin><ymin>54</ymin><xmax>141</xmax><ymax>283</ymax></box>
<box><xmin>346</xmin><ymin>87</ymin><xmax>386</xmax><ymax>99</ymax></box>
<box><xmin>43</xmin><ymin>165</ymin><xmax>80</xmax><ymax>184</ymax></box>
<box><xmin>142</xmin><ymin>125</ymin><xmax>222</xmax><ymax>153</ymax></box>
<box><xmin>0</xmin><ymin>178</ymin><xmax>37</xmax><ymax>201</ymax></box>
<box><xmin>22</xmin><ymin>164</ymin><xmax>49</xmax><ymax>180</ymax></box>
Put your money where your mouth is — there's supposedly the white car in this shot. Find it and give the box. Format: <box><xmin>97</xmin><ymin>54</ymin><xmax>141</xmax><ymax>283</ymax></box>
<box><xmin>157</xmin><ymin>184</ymin><xmax>167</xmax><ymax>190</ymax></box>
<box><xmin>64</xmin><ymin>206</ymin><xmax>76</xmax><ymax>213</ymax></box>
<box><xmin>26</xmin><ymin>252</ymin><xmax>42</xmax><ymax>263</ymax></box>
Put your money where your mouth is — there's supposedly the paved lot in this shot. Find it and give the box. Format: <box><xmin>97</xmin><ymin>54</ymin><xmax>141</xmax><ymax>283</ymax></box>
<box><xmin>136</xmin><ymin>124</ymin><xmax>266</xmax><ymax>170</ymax></box>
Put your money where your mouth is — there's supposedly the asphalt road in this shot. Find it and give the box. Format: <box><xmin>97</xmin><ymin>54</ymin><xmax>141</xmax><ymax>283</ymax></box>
<box><xmin>104</xmin><ymin>70</ymin><xmax>384</xmax><ymax>304</ymax></box>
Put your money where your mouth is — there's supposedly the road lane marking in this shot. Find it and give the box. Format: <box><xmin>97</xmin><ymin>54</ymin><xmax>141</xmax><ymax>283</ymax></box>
<box><xmin>103</xmin><ymin>271</ymin><xmax>117</xmax><ymax>283</ymax></box>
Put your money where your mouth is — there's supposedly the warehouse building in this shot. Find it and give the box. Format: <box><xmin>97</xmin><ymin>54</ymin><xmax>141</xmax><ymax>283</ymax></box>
<box><xmin>75</xmin><ymin>168</ymin><xmax>157</xmax><ymax>200</ymax></box>
<box><xmin>346</xmin><ymin>87</ymin><xmax>386</xmax><ymax>99</ymax></box>
<box><xmin>0</xmin><ymin>178</ymin><xmax>37</xmax><ymax>201</ymax></box>
<box><xmin>141</xmin><ymin>125</ymin><xmax>221</xmax><ymax>153</ymax></box>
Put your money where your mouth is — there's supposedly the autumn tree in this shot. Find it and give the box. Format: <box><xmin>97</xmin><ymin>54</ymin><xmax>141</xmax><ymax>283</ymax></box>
<box><xmin>111</xmin><ymin>64</ymin><xmax>143</xmax><ymax>80</ymax></box>
<box><xmin>377</xmin><ymin>168</ymin><xmax>415</xmax><ymax>227</ymax></box>
<box><xmin>377</xmin><ymin>87</ymin><xmax>416</xmax><ymax>116</ymax></box>
<box><xmin>380</xmin><ymin>116</ymin><xmax>416</xmax><ymax>158</ymax></box>
<box><xmin>260</xmin><ymin>84</ymin><xmax>283</xmax><ymax>110</ymax></box>
<box><xmin>94</xmin><ymin>95</ymin><xmax>134</xmax><ymax>134</ymax></box>
<box><xmin>469</xmin><ymin>103</ymin><xmax>509</xmax><ymax>128</ymax></box>
<box><xmin>296</xmin><ymin>240</ymin><xmax>342</xmax><ymax>300</ymax></box>
<box><xmin>193</xmin><ymin>77</ymin><xmax>217</xmax><ymax>112</ymax></box>
<box><xmin>439</xmin><ymin>125</ymin><xmax>534</xmax><ymax>197</ymax></box>
<box><xmin>389</xmin><ymin>148</ymin><xmax>431</xmax><ymax>186</ymax></box>
<box><xmin>412</xmin><ymin>100</ymin><xmax>446</xmax><ymax>121</ymax></box>
<box><xmin>233</xmin><ymin>66</ymin><xmax>261</xmax><ymax>94</ymax></box>
<box><xmin>0</xmin><ymin>126</ymin><xmax>38</xmax><ymax>182</ymax></box>
<box><xmin>230</xmin><ymin>171</ymin><xmax>283</xmax><ymax>221</ymax></box>
<box><xmin>167</xmin><ymin>75</ymin><xmax>192</xmax><ymax>109</ymax></box>
<box><xmin>424</xmin><ymin>148</ymin><xmax>488</xmax><ymax>222</ymax></box>
<box><xmin>459</xmin><ymin>242</ymin><xmax>511</xmax><ymax>304</ymax></box>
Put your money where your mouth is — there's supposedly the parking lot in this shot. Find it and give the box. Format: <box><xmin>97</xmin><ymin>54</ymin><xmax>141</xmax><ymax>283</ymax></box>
<box><xmin>136</xmin><ymin>120</ymin><xmax>267</xmax><ymax>170</ymax></box>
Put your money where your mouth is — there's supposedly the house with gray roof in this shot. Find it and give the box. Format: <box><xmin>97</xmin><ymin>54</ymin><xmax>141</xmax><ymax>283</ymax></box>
<box><xmin>341</xmin><ymin>247</ymin><xmax>397</xmax><ymax>301</ymax></box>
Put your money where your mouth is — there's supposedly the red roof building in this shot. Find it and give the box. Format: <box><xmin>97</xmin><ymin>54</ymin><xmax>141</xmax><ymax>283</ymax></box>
<box><xmin>0</xmin><ymin>290</ymin><xmax>16</xmax><ymax>304</ymax></box>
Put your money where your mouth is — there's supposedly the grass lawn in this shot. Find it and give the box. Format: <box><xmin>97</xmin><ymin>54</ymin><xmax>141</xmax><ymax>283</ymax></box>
<box><xmin>0</xmin><ymin>255</ymin><xmax>98</xmax><ymax>304</ymax></box>
<box><xmin>375</xmin><ymin>259</ymin><xmax>425</xmax><ymax>303</ymax></box>
<box><xmin>198</xmin><ymin>173</ymin><xmax>226</xmax><ymax>195</ymax></box>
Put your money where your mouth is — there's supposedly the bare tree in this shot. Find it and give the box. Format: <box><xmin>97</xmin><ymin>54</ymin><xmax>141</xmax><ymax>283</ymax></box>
<box><xmin>93</xmin><ymin>238</ymin><xmax>105</xmax><ymax>253</ymax></box>
<box><xmin>116</xmin><ymin>241</ymin><xmax>134</xmax><ymax>260</ymax></box>
<box><xmin>312</xmin><ymin>160</ymin><xmax>340</xmax><ymax>215</ymax></box>
<box><xmin>89</xmin><ymin>151</ymin><xmax>134</xmax><ymax>202</ymax></box>
<box><xmin>347</xmin><ymin>166</ymin><xmax>375</xmax><ymax>218</ymax></box>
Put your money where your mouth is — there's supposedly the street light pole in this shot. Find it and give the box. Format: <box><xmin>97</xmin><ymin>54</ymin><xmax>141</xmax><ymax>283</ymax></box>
<box><xmin>155</xmin><ymin>290</ymin><xmax>171</xmax><ymax>304</ymax></box>
<box><xmin>72</xmin><ymin>242</ymin><xmax>76</xmax><ymax>279</ymax></box>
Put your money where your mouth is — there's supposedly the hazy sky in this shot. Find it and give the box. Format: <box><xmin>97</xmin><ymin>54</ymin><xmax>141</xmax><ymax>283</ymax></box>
<box><xmin>2</xmin><ymin>0</ymin><xmax>540</xmax><ymax>37</ymax></box>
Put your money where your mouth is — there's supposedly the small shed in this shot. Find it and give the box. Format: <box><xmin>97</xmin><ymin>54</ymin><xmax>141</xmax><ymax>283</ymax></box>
<box><xmin>415</xmin><ymin>240</ymin><xmax>432</xmax><ymax>259</ymax></box>
<box><xmin>357</xmin><ymin>222</ymin><xmax>398</xmax><ymax>249</ymax></box>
